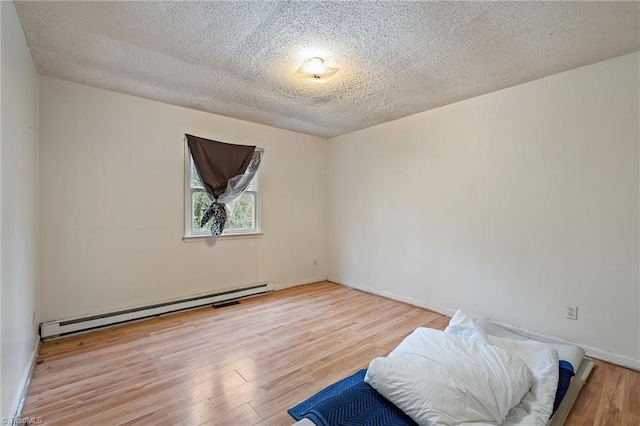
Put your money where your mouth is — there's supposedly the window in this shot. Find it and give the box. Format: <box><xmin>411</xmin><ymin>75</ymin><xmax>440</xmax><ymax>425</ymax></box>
<box><xmin>184</xmin><ymin>146</ymin><xmax>260</xmax><ymax>238</ymax></box>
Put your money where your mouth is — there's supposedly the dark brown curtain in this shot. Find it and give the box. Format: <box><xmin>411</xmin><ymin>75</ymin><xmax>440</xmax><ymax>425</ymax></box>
<box><xmin>186</xmin><ymin>134</ymin><xmax>256</xmax><ymax>200</ymax></box>
<box><xmin>186</xmin><ymin>134</ymin><xmax>259</xmax><ymax>236</ymax></box>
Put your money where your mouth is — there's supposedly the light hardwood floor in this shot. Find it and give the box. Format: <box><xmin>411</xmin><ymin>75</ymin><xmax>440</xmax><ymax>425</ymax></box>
<box><xmin>22</xmin><ymin>282</ymin><xmax>639</xmax><ymax>425</ymax></box>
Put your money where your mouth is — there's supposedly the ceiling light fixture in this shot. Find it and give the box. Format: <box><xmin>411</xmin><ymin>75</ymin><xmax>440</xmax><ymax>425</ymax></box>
<box><xmin>302</xmin><ymin>57</ymin><xmax>327</xmax><ymax>75</ymax></box>
<box><xmin>295</xmin><ymin>57</ymin><xmax>339</xmax><ymax>81</ymax></box>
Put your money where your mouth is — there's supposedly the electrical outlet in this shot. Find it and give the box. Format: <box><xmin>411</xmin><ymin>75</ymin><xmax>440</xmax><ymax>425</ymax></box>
<box><xmin>566</xmin><ymin>305</ymin><xmax>578</xmax><ymax>320</ymax></box>
<box><xmin>32</xmin><ymin>309</ymin><xmax>36</xmax><ymax>325</ymax></box>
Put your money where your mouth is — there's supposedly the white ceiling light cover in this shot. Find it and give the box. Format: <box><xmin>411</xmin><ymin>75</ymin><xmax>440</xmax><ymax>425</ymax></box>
<box><xmin>294</xmin><ymin>57</ymin><xmax>339</xmax><ymax>81</ymax></box>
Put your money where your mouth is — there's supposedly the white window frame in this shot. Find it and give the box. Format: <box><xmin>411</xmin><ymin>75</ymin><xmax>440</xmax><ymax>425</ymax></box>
<box><xmin>183</xmin><ymin>142</ymin><xmax>262</xmax><ymax>240</ymax></box>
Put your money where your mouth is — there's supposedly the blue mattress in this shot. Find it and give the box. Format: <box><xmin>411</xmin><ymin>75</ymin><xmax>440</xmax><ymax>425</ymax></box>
<box><xmin>288</xmin><ymin>369</ymin><xmax>415</xmax><ymax>426</ymax></box>
<box><xmin>289</xmin><ymin>363</ymin><xmax>575</xmax><ymax>426</ymax></box>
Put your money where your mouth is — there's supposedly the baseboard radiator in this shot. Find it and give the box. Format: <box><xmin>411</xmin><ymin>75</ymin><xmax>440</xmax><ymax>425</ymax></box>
<box><xmin>40</xmin><ymin>282</ymin><xmax>274</xmax><ymax>339</ymax></box>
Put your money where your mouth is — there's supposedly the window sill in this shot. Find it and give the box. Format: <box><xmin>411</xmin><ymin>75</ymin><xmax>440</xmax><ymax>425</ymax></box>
<box><xmin>183</xmin><ymin>232</ymin><xmax>263</xmax><ymax>242</ymax></box>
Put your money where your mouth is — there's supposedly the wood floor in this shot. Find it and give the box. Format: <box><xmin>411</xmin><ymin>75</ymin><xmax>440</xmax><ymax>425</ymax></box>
<box><xmin>22</xmin><ymin>282</ymin><xmax>639</xmax><ymax>425</ymax></box>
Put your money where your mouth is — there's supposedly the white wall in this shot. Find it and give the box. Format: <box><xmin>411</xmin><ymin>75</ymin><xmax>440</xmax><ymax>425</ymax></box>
<box><xmin>39</xmin><ymin>78</ymin><xmax>327</xmax><ymax>322</ymax></box>
<box><xmin>1</xmin><ymin>1</ymin><xmax>40</xmax><ymax>419</ymax></box>
<box><xmin>328</xmin><ymin>52</ymin><xmax>640</xmax><ymax>366</ymax></box>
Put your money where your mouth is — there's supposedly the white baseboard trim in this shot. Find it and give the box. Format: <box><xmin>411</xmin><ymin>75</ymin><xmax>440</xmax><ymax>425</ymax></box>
<box><xmin>12</xmin><ymin>339</ymin><xmax>40</xmax><ymax>423</ymax></box>
<box><xmin>330</xmin><ymin>277</ymin><xmax>640</xmax><ymax>372</ymax></box>
<box><xmin>329</xmin><ymin>276</ymin><xmax>456</xmax><ymax>317</ymax></box>
<box><xmin>490</xmin><ymin>321</ymin><xmax>640</xmax><ymax>372</ymax></box>
<box><xmin>274</xmin><ymin>277</ymin><xmax>328</xmax><ymax>291</ymax></box>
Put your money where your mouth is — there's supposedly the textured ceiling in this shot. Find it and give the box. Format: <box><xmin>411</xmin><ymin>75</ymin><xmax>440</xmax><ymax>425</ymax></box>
<box><xmin>14</xmin><ymin>1</ymin><xmax>640</xmax><ymax>138</ymax></box>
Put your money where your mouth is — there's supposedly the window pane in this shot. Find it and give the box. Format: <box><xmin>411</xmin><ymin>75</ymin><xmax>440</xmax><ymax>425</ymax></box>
<box><xmin>191</xmin><ymin>160</ymin><xmax>204</xmax><ymax>188</ymax></box>
<box><xmin>226</xmin><ymin>192</ymin><xmax>255</xmax><ymax>230</ymax></box>
<box><xmin>192</xmin><ymin>190</ymin><xmax>210</xmax><ymax>233</ymax></box>
<box><xmin>192</xmin><ymin>190</ymin><xmax>255</xmax><ymax>233</ymax></box>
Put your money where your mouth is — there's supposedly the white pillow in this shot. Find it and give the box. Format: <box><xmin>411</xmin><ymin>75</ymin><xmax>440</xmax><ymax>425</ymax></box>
<box><xmin>365</xmin><ymin>328</ymin><xmax>533</xmax><ymax>426</ymax></box>
<box><xmin>444</xmin><ymin>309</ymin><xmax>488</xmax><ymax>343</ymax></box>
<box><xmin>445</xmin><ymin>311</ymin><xmax>560</xmax><ymax>424</ymax></box>
<box><xmin>488</xmin><ymin>335</ymin><xmax>559</xmax><ymax>425</ymax></box>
